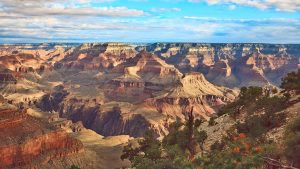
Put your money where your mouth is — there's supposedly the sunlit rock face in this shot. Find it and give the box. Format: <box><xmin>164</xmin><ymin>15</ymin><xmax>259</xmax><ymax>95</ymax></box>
<box><xmin>1</xmin><ymin>43</ymin><xmax>299</xmax><ymax>87</ymax></box>
<box><xmin>146</xmin><ymin>43</ymin><xmax>300</xmax><ymax>87</ymax></box>
<box><xmin>56</xmin><ymin>43</ymin><xmax>137</xmax><ymax>71</ymax></box>
<box><xmin>146</xmin><ymin>72</ymin><xmax>236</xmax><ymax>121</ymax></box>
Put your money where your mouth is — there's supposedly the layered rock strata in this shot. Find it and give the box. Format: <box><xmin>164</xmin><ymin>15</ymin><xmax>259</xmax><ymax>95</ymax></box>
<box><xmin>0</xmin><ymin>104</ymin><xmax>83</xmax><ymax>169</ymax></box>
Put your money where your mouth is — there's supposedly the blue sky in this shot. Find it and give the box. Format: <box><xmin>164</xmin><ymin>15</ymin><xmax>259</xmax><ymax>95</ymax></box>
<box><xmin>0</xmin><ymin>0</ymin><xmax>299</xmax><ymax>43</ymax></box>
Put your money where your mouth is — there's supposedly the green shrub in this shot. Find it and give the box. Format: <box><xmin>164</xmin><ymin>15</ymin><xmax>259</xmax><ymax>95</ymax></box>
<box><xmin>284</xmin><ymin>117</ymin><xmax>300</xmax><ymax>167</ymax></box>
<box><xmin>208</xmin><ymin>117</ymin><xmax>216</xmax><ymax>126</ymax></box>
<box><xmin>121</xmin><ymin>110</ymin><xmax>207</xmax><ymax>169</ymax></box>
<box><xmin>281</xmin><ymin>69</ymin><xmax>300</xmax><ymax>91</ymax></box>
<box><xmin>70</xmin><ymin>165</ymin><xmax>80</xmax><ymax>169</ymax></box>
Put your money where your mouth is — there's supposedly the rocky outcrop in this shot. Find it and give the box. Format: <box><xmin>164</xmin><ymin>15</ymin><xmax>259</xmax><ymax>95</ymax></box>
<box><xmin>103</xmin><ymin>51</ymin><xmax>182</xmax><ymax>103</ymax></box>
<box><xmin>91</xmin><ymin>107</ymin><xmax>150</xmax><ymax>137</ymax></box>
<box><xmin>147</xmin><ymin>72</ymin><xmax>236</xmax><ymax>120</ymax></box>
<box><xmin>37</xmin><ymin>89</ymin><xmax>150</xmax><ymax>137</ymax></box>
<box><xmin>110</xmin><ymin>51</ymin><xmax>182</xmax><ymax>83</ymax></box>
<box><xmin>0</xmin><ymin>103</ymin><xmax>83</xmax><ymax>169</ymax></box>
<box><xmin>0</xmin><ymin>72</ymin><xmax>17</xmax><ymax>84</ymax></box>
<box><xmin>55</xmin><ymin>43</ymin><xmax>137</xmax><ymax>71</ymax></box>
<box><xmin>2</xmin><ymin>43</ymin><xmax>299</xmax><ymax>87</ymax></box>
<box><xmin>146</xmin><ymin>43</ymin><xmax>300</xmax><ymax>87</ymax></box>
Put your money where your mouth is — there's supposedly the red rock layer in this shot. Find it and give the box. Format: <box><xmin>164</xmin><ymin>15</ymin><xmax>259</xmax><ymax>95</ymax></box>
<box><xmin>0</xmin><ymin>108</ymin><xmax>83</xmax><ymax>169</ymax></box>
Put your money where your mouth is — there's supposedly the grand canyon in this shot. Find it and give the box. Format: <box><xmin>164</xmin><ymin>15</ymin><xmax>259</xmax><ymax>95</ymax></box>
<box><xmin>0</xmin><ymin>43</ymin><xmax>299</xmax><ymax>168</ymax></box>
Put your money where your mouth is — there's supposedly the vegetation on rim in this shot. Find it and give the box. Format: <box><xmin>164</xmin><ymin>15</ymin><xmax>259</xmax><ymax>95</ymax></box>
<box><xmin>121</xmin><ymin>69</ymin><xmax>300</xmax><ymax>169</ymax></box>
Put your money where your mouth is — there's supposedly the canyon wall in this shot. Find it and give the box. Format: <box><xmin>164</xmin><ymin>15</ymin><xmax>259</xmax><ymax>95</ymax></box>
<box><xmin>0</xmin><ymin>105</ymin><xmax>84</xmax><ymax>169</ymax></box>
<box><xmin>145</xmin><ymin>43</ymin><xmax>300</xmax><ymax>87</ymax></box>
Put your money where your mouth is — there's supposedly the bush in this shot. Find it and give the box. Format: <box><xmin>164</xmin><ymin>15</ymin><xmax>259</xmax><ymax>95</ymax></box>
<box><xmin>281</xmin><ymin>69</ymin><xmax>300</xmax><ymax>91</ymax></box>
<box><xmin>201</xmin><ymin>133</ymin><xmax>277</xmax><ymax>169</ymax></box>
<box><xmin>218</xmin><ymin>86</ymin><xmax>264</xmax><ymax>117</ymax></box>
<box><xmin>208</xmin><ymin>117</ymin><xmax>216</xmax><ymax>126</ymax></box>
<box><xmin>236</xmin><ymin>117</ymin><xmax>267</xmax><ymax>138</ymax></box>
<box><xmin>70</xmin><ymin>165</ymin><xmax>80</xmax><ymax>169</ymax></box>
<box><xmin>284</xmin><ymin>117</ymin><xmax>300</xmax><ymax>167</ymax></box>
<box><xmin>121</xmin><ymin>110</ymin><xmax>208</xmax><ymax>169</ymax></box>
<box><xmin>236</xmin><ymin>110</ymin><xmax>286</xmax><ymax>138</ymax></box>
<box><xmin>255</xmin><ymin>96</ymin><xmax>287</xmax><ymax>114</ymax></box>
<box><xmin>239</xmin><ymin>86</ymin><xmax>263</xmax><ymax>102</ymax></box>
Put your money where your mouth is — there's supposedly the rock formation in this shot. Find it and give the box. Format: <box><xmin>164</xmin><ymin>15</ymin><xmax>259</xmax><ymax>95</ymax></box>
<box><xmin>56</xmin><ymin>43</ymin><xmax>137</xmax><ymax>71</ymax></box>
<box><xmin>36</xmin><ymin>52</ymin><xmax>236</xmax><ymax>137</ymax></box>
<box><xmin>1</xmin><ymin>43</ymin><xmax>299</xmax><ymax>87</ymax></box>
<box><xmin>146</xmin><ymin>43</ymin><xmax>300</xmax><ymax>87</ymax></box>
<box><xmin>0</xmin><ymin>102</ymin><xmax>83</xmax><ymax>169</ymax></box>
<box><xmin>146</xmin><ymin>72</ymin><xmax>236</xmax><ymax>121</ymax></box>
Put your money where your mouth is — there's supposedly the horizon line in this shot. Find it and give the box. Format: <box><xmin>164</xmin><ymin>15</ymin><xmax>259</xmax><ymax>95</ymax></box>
<box><xmin>1</xmin><ymin>42</ymin><xmax>300</xmax><ymax>45</ymax></box>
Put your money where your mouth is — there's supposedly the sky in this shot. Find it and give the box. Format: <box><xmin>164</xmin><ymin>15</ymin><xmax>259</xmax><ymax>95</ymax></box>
<box><xmin>0</xmin><ymin>0</ymin><xmax>300</xmax><ymax>43</ymax></box>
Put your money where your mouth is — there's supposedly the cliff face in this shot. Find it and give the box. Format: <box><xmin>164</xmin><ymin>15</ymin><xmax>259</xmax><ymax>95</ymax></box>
<box><xmin>37</xmin><ymin>91</ymin><xmax>151</xmax><ymax>137</ymax></box>
<box><xmin>37</xmin><ymin>56</ymin><xmax>236</xmax><ymax>137</ymax></box>
<box><xmin>146</xmin><ymin>72</ymin><xmax>236</xmax><ymax>121</ymax></box>
<box><xmin>104</xmin><ymin>51</ymin><xmax>182</xmax><ymax>103</ymax></box>
<box><xmin>1</xmin><ymin>43</ymin><xmax>299</xmax><ymax>87</ymax></box>
<box><xmin>0</xmin><ymin>104</ymin><xmax>83</xmax><ymax>169</ymax></box>
<box><xmin>146</xmin><ymin>43</ymin><xmax>300</xmax><ymax>87</ymax></box>
<box><xmin>55</xmin><ymin>43</ymin><xmax>137</xmax><ymax>71</ymax></box>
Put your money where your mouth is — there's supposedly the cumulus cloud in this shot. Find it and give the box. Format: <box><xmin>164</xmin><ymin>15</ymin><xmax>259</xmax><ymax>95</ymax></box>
<box><xmin>151</xmin><ymin>8</ymin><xmax>182</xmax><ymax>12</ymax></box>
<box><xmin>182</xmin><ymin>16</ymin><xmax>300</xmax><ymax>43</ymax></box>
<box><xmin>0</xmin><ymin>0</ymin><xmax>146</xmax><ymax>17</ymax></box>
<box><xmin>0</xmin><ymin>0</ymin><xmax>299</xmax><ymax>43</ymax></box>
<box><xmin>1</xmin><ymin>14</ymin><xmax>299</xmax><ymax>43</ymax></box>
<box><xmin>188</xmin><ymin>0</ymin><xmax>300</xmax><ymax>12</ymax></box>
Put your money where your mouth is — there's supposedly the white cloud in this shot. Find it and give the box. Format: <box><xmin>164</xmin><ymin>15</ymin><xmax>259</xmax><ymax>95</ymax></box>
<box><xmin>0</xmin><ymin>0</ymin><xmax>146</xmax><ymax>17</ymax></box>
<box><xmin>228</xmin><ymin>4</ymin><xmax>236</xmax><ymax>10</ymax></box>
<box><xmin>0</xmin><ymin>0</ymin><xmax>299</xmax><ymax>43</ymax></box>
<box><xmin>184</xmin><ymin>23</ymin><xmax>218</xmax><ymax>37</ymax></box>
<box><xmin>188</xmin><ymin>0</ymin><xmax>300</xmax><ymax>12</ymax></box>
<box><xmin>151</xmin><ymin>8</ymin><xmax>182</xmax><ymax>12</ymax></box>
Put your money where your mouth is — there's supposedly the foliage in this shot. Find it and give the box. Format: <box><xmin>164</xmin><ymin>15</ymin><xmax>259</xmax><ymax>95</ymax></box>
<box><xmin>70</xmin><ymin>165</ymin><xmax>80</xmax><ymax>169</ymax></box>
<box><xmin>283</xmin><ymin>117</ymin><xmax>300</xmax><ymax>167</ymax></box>
<box><xmin>121</xmin><ymin>130</ymin><xmax>161</xmax><ymax>161</ymax></box>
<box><xmin>218</xmin><ymin>86</ymin><xmax>264</xmax><ymax>117</ymax></box>
<box><xmin>218</xmin><ymin>101</ymin><xmax>241</xmax><ymax>117</ymax></box>
<box><xmin>210</xmin><ymin>140</ymin><xmax>226</xmax><ymax>152</ymax></box>
<box><xmin>281</xmin><ymin>69</ymin><xmax>300</xmax><ymax>91</ymax></box>
<box><xmin>208</xmin><ymin>117</ymin><xmax>216</xmax><ymax>126</ymax></box>
<box><xmin>236</xmin><ymin>96</ymin><xmax>287</xmax><ymax>138</ymax></box>
<box><xmin>163</xmin><ymin>109</ymin><xmax>208</xmax><ymax>159</ymax></box>
<box><xmin>219</xmin><ymin>85</ymin><xmax>287</xmax><ymax>138</ymax></box>
<box><xmin>255</xmin><ymin>96</ymin><xmax>287</xmax><ymax>114</ymax></box>
<box><xmin>211</xmin><ymin>79</ymin><xmax>294</xmax><ymax>168</ymax></box>
<box><xmin>200</xmin><ymin>133</ymin><xmax>276</xmax><ymax>169</ymax></box>
<box><xmin>239</xmin><ymin>86</ymin><xmax>263</xmax><ymax>102</ymax></box>
<box><xmin>121</xmin><ymin>109</ymin><xmax>207</xmax><ymax>169</ymax></box>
